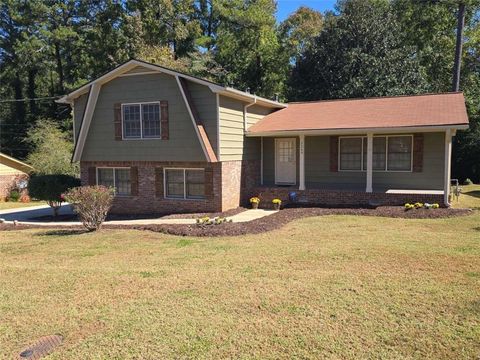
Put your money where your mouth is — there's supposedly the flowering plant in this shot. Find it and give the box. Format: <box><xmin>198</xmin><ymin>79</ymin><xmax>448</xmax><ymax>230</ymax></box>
<box><xmin>432</xmin><ymin>203</ymin><xmax>439</xmax><ymax>209</ymax></box>
<box><xmin>272</xmin><ymin>199</ymin><xmax>282</xmax><ymax>204</ymax></box>
<box><xmin>414</xmin><ymin>202</ymin><xmax>423</xmax><ymax>209</ymax></box>
<box><xmin>250</xmin><ymin>197</ymin><xmax>260</xmax><ymax>204</ymax></box>
<box><xmin>405</xmin><ymin>203</ymin><xmax>414</xmax><ymax>210</ymax></box>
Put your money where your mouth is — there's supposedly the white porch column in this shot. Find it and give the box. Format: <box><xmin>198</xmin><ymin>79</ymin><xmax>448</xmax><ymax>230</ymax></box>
<box><xmin>444</xmin><ymin>129</ymin><xmax>453</xmax><ymax>206</ymax></box>
<box><xmin>299</xmin><ymin>134</ymin><xmax>306</xmax><ymax>190</ymax></box>
<box><xmin>366</xmin><ymin>133</ymin><xmax>373</xmax><ymax>193</ymax></box>
<box><xmin>260</xmin><ymin>137</ymin><xmax>264</xmax><ymax>185</ymax></box>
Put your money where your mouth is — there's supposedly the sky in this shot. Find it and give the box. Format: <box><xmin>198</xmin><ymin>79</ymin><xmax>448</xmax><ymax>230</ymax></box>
<box><xmin>276</xmin><ymin>0</ymin><xmax>337</xmax><ymax>22</ymax></box>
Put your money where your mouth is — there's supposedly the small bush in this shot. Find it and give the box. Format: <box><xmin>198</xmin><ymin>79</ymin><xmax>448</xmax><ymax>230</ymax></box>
<box><xmin>464</xmin><ymin>178</ymin><xmax>473</xmax><ymax>185</ymax></box>
<box><xmin>64</xmin><ymin>185</ymin><xmax>114</xmax><ymax>231</ymax></box>
<box><xmin>28</xmin><ymin>174</ymin><xmax>81</xmax><ymax>216</ymax></box>
<box><xmin>7</xmin><ymin>189</ymin><xmax>20</xmax><ymax>202</ymax></box>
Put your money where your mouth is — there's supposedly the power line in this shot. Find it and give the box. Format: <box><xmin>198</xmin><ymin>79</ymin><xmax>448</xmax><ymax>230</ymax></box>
<box><xmin>0</xmin><ymin>96</ymin><xmax>62</xmax><ymax>103</ymax></box>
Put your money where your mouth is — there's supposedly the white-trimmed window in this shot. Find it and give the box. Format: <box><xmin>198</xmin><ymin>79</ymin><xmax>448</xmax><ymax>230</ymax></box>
<box><xmin>164</xmin><ymin>168</ymin><xmax>205</xmax><ymax>199</ymax></box>
<box><xmin>122</xmin><ymin>102</ymin><xmax>160</xmax><ymax>139</ymax></box>
<box><xmin>97</xmin><ymin>167</ymin><xmax>131</xmax><ymax>196</ymax></box>
<box><xmin>339</xmin><ymin>135</ymin><xmax>412</xmax><ymax>172</ymax></box>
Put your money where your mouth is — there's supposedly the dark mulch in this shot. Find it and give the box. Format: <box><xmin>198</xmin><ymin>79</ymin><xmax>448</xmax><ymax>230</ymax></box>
<box><xmin>1</xmin><ymin>206</ymin><xmax>472</xmax><ymax>237</ymax></box>
<box><xmin>107</xmin><ymin>206</ymin><xmax>473</xmax><ymax>237</ymax></box>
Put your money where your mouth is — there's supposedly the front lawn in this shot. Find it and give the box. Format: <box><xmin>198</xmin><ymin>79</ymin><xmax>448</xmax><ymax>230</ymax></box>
<box><xmin>1</xmin><ymin>211</ymin><xmax>479</xmax><ymax>358</ymax></box>
<box><xmin>452</xmin><ymin>183</ymin><xmax>480</xmax><ymax>210</ymax></box>
<box><xmin>0</xmin><ymin>200</ymin><xmax>44</xmax><ymax>210</ymax></box>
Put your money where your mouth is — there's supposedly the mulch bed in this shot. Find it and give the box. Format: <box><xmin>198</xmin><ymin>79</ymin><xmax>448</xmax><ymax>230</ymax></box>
<box><xmin>109</xmin><ymin>206</ymin><xmax>472</xmax><ymax>237</ymax></box>
<box><xmin>1</xmin><ymin>206</ymin><xmax>473</xmax><ymax>237</ymax></box>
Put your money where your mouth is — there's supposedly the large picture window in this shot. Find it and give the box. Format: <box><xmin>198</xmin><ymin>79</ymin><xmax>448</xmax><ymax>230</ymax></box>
<box><xmin>164</xmin><ymin>168</ymin><xmax>205</xmax><ymax>200</ymax></box>
<box><xmin>122</xmin><ymin>102</ymin><xmax>160</xmax><ymax>139</ymax></box>
<box><xmin>339</xmin><ymin>135</ymin><xmax>412</xmax><ymax>172</ymax></box>
<box><xmin>97</xmin><ymin>168</ymin><xmax>131</xmax><ymax>196</ymax></box>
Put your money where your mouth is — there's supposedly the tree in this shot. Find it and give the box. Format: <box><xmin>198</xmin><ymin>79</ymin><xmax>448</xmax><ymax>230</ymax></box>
<box><xmin>279</xmin><ymin>6</ymin><xmax>323</xmax><ymax>65</ymax></box>
<box><xmin>26</xmin><ymin>119</ymin><xmax>78</xmax><ymax>176</ymax></box>
<box><xmin>28</xmin><ymin>174</ymin><xmax>80</xmax><ymax>216</ymax></box>
<box><xmin>214</xmin><ymin>0</ymin><xmax>288</xmax><ymax>98</ymax></box>
<box><xmin>288</xmin><ymin>0</ymin><xmax>429</xmax><ymax>101</ymax></box>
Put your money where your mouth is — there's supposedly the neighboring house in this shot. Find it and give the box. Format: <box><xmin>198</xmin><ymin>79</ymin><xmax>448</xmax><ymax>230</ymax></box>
<box><xmin>58</xmin><ymin>59</ymin><xmax>469</xmax><ymax>214</ymax></box>
<box><xmin>0</xmin><ymin>153</ymin><xmax>33</xmax><ymax>200</ymax></box>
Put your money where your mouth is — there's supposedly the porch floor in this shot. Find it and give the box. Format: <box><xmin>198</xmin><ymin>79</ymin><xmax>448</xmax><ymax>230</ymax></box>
<box><xmin>261</xmin><ymin>184</ymin><xmax>444</xmax><ymax>195</ymax></box>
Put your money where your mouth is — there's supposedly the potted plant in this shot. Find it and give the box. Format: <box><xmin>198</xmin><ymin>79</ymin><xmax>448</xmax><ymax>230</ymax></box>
<box><xmin>250</xmin><ymin>197</ymin><xmax>260</xmax><ymax>209</ymax></box>
<box><xmin>272</xmin><ymin>198</ymin><xmax>282</xmax><ymax>210</ymax></box>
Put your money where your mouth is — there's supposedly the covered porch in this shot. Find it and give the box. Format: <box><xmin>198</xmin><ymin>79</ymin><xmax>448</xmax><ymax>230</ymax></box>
<box><xmin>254</xmin><ymin>130</ymin><xmax>454</xmax><ymax>206</ymax></box>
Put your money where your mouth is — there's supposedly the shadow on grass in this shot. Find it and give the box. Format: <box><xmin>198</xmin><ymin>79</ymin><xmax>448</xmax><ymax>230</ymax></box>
<box><xmin>473</xmin><ymin>227</ymin><xmax>480</xmax><ymax>232</ymax></box>
<box><xmin>464</xmin><ymin>191</ymin><xmax>480</xmax><ymax>199</ymax></box>
<box><xmin>36</xmin><ymin>229</ymin><xmax>89</xmax><ymax>236</ymax></box>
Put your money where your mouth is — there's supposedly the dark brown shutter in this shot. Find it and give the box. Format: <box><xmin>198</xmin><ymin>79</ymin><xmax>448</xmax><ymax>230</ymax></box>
<box><xmin>204</xmin><ymin>167</ymin><xmax>213</xmax><ymax>198</ymax></box>
<box><xmin>160</xmin><ymin>101</ymin><xmax>169</xmax><ymax>140</ymax></box>
<box><xmin>412</xmin><ymin>134</ymin><xmax>424</xmax><ymax>172</ymax></box>
<box><xmin>88</xmin><ymin>167</ymin><xmax>96</xmax><ymax>185</ymax></box>
<box><xmin>114</xmin><ymin>103</ymin><xmax>122</xmax><ymax>140</ymax></box>
<box><xmin>330</xmin><ymin>136</ymin><xmax>339</xmax><ymax>172</ymax></box>
<box><xmin>155</xmin><ymin>167</ymin><xmax>164</xmax><ymax>197</ymax></box>
<box><xmin>130</xmin><ymin>167</ymin><xmax>139</xmax><ymax>196</ymax></box>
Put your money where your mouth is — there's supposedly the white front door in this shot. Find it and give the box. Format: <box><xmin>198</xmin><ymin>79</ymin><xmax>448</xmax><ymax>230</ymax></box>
<box><xmin>275</xmin><ymin>138</ymin><xmax>296</xmax><ymax>185</ymax></box>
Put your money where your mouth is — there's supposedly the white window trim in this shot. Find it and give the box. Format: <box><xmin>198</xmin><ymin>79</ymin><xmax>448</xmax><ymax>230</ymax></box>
<box><xmin>338</xmin><ymin>135</ymin><xmax>414</xmax><ymax>173</ymax></box>
<box><xmin>96</xmin><ymin>167</ymin><xmax>131</xmax><ymax>196</ymax></box>
<box><xmin>163</xmin><ymin>167</ymin><xmax>206</xmax><ymax>200</ymax></box>
<box><xmin>121</xmin><ymin>101</ymin><xmax>161</xmax><ymax>140</ymax></box>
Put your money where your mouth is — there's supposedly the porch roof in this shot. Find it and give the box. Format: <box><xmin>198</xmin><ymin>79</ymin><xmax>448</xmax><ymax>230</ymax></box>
<box><xmin>247</xmin><ymin>92</ymin><xmax>469</xmax><ymax>135</ymax></box>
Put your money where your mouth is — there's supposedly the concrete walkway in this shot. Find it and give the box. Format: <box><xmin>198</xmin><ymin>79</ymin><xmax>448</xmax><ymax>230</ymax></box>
<box><xmin>1</xmin><ymin>206</ymin><xmax>277</xmax><ymax>227</ymax></box>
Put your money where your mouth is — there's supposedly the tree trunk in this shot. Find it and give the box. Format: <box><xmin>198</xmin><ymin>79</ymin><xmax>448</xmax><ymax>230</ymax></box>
<box><xmin>55</xmin><ymin>42</ymin><xmax>65</xmax><ymax>93</ymax></box>
<box><xmin>452</xmin><ymin>2</ymin><xmax>465</xmax><ymax>92</ymax></box>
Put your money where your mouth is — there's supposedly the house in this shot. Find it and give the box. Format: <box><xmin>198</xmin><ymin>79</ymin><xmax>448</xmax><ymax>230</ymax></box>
<box><xmin>58</xmin><ymin>59</ymin><xmax>469</xmax><ymax>214</ymax></box>
<box><xmin>0</xmin><ymin>153</ymin><xmax>33</xmax><ymax>200</ymax></box>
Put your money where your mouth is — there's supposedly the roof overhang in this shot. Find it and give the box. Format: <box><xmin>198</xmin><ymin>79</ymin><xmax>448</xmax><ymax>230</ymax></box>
<box><xmin>0</xmin><ymin>153</ymin><xmax>34</xmax><ymax>173</ymax></box>
<box><xmin>56</xmin><ymin>59</ymin><xmax>286</xmax><ymax>109</ymax></box>
<box><xmin>245</xmin><ymin>124</ymin><xmax>469</xmax><ymax>137</ymax></box>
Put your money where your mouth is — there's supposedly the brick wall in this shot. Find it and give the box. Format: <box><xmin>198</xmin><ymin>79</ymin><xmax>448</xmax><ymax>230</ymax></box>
<box><xmin>81</xmin><ymin>161</ymin><xmax>223</xmax><ymax>214</ymax></box>
<box><xmin>251</xmin><ymin>187</ymin><xmax>445</xmax><ymax>208</ymax></box>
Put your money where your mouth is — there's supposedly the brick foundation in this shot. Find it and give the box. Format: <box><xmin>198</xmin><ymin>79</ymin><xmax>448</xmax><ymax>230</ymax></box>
<box><xmin>251</xmin><ymin>187</ymin><xmax>445</xmax><ymax>208</ymax></box>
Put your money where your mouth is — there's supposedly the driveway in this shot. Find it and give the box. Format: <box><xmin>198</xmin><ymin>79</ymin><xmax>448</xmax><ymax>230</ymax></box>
<box><xmin>0</xmin><ymin>204</ymin><xmax>74</xmax><ymax>222</ymax></box>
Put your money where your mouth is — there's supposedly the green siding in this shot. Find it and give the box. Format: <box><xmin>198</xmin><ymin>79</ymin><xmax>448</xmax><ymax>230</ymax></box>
<box><xmin>73</xmin><ymin>93</ymin><xmax>88</xmax><ymax>142</ymax></box>
<box><xmin>219</xmin><ymin>96</ymin><xmax>274</xmax><ymax>161</ymax></box>
<box><xmin>263</xmin><ymin>133</ymin><xmax>445</xmax><ymax>190</ymax></box>
<box><xmin>187</xmin><ymin>80</ymin><xmax>218</xmax><ymax>155</ymax></box>
<box><xmin>81</xmin><ymin>73</ymin><xmax>205</xmax><ymax>162</ymax></box>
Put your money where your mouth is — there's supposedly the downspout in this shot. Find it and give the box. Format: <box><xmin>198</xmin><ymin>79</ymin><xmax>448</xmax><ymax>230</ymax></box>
<box><xmin>243</xmin><ymin>96</ymin><xmax>257</xmax><ymax>132</ymax></box>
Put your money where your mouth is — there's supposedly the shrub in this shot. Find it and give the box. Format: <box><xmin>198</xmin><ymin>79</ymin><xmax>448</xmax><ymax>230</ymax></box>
<box><xmin>64</xmin><ymin>186</ymin><xmax>114</xmax><ymax>231</ymax></box>
<box><xmin>28</xmin><ymin>174</ymin><xmax>80</xmax><ymax>216</ymax></box>
<box><xmin>464</xmin><ymin>178</ymin><xmax>473</xmax><ymax>185</ymax></box>
<box><xmin>7</xmin><ymin>189</ymin><xmax>20</xmax><ymax>202</ymax></box>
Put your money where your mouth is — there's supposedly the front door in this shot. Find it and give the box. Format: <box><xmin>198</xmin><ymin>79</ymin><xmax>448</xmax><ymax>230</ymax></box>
<box><xmin>275</xmin><ymin>138</ymin><xmax>296</xmax><ymax>185</ymax></box>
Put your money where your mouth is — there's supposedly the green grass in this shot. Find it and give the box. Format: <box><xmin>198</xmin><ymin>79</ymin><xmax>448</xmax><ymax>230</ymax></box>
<box><xmin>452</xmin><ymin>183</ymin><xmax>480</xmax><ymax>209</ymax></box>
<box><xmin>1</xmin><ymin>210</ymin><xmax>480</xmax><ymax>359</ymax></box>
<box><xmin>0</xmin><ymin>200</ymin><xmax>44</xmax><ymax>210</ymax></box>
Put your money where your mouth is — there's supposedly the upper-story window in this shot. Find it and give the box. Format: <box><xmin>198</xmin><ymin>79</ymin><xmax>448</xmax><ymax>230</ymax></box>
<box><xmin>122</xmin><ymin>102</ymin><xmax>160</xmax><ymax>139</ymax></box>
